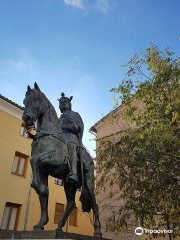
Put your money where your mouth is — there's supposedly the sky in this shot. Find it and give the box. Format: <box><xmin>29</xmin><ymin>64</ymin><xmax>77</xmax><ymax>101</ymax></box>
<box><xmin>0</xmin><ymin>0</ymin><xmax>179</xmax><ymax>156</ymax></box>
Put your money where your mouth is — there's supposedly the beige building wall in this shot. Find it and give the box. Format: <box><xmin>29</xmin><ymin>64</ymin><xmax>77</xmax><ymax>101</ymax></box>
<box><xmin>0</xmin><ymin>95</ymin><xmax>93</xmax><ymax>236</ymax></box>
<box><xmin>91</xmin><ymin>104</ymin><xmax>138</xmax><ymax>240</ymax></box>
<box><xmin>90</xmin><ymin>101</ymin><xmax>177</xmax><ymax>240</ymax></box>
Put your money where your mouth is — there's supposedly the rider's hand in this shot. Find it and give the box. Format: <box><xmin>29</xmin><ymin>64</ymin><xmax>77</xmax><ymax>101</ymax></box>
<box><xmin>61</xmin><ymin>123</ymin><xmax>78</xmax><ymax>132</ymax></box>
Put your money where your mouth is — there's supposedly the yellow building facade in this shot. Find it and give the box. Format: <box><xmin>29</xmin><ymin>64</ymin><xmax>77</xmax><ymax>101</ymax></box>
<box><xmin>0</xmin><ymin>94</ymin><xmax>93</xmax><ymax>236</ymax></box>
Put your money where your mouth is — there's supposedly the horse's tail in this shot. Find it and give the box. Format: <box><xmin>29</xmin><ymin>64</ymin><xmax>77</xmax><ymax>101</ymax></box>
<box><xmin>79</xmin><ymin>185</ymin><xmax>92</xmax><ymax>213</ymax></box>
<box><xmin>79</xmin><ymin>146</ymin><xmax>93</xmax><ymax>213</ymax></box>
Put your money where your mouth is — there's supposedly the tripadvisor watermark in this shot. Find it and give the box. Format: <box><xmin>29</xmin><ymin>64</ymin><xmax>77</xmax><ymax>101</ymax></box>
<box><xmin>135</xmin><ymin>227</ymin><xmax>173</xmax><ymax>235</ymax></box>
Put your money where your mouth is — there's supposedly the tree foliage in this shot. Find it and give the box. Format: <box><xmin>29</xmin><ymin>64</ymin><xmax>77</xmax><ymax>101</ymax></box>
<box><xmin>96</xmin><ymin>43</ymin><xmax>180</xmax><ymax>239</ymax></box>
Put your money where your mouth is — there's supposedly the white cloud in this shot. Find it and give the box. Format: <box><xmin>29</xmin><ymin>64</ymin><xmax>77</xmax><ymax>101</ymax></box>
<box><xmin>63</xmin><ymin>0</ymin><xmax>85</xmax><ymax>9</ymax></box>
<box><xmin>0</xmin><ymin>48</ymin><xmax>41</xmax><ymax>106</ymax></box>
<box><xmin>62</xmin><ymin>0</ymin><xmax>111</xmax><ymax>13</ymax></box>
<box><xmin>97</xmin><ymin>0</ymin><xmax>109</xmax><ymax>12</ymax></box>
<box><xmin>16</xmin><ymin>61</ymin><xmax>24</xmax><ymax>68</ymax></box>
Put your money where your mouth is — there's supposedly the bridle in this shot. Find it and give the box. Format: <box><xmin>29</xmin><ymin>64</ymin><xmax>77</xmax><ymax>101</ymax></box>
<box><xmin>24</xmin><ymin>91</ymin><xmax>61</xmax><ymax>140</ymax></box>
<box><xmin>23</xmin><ymin>91</ymin><xmax>46</xmax><ymax>133</ymax></box>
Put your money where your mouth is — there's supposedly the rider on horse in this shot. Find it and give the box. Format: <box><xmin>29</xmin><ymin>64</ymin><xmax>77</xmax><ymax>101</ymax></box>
<box><xmin>58</xmin><ymin>92</ymin><xmax>84</xmax><ymax>183</ymax></box>
<box><xmin>22</xmin><ymin>83</ymin><xmax>102</xmax><ymax>237</ymax></box>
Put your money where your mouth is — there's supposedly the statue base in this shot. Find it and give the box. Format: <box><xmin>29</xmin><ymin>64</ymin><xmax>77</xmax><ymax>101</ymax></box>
<box><xmin>0</xmin><ymin>230</ymin><xmax>111</xmax><ymax>240</ymax></box>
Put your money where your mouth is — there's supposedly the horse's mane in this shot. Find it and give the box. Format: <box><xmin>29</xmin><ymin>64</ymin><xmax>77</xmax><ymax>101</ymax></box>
<box><xmin>42</xmin><ymin>92</ymin><xmax>59</xmax><ymax>128</ymax></box>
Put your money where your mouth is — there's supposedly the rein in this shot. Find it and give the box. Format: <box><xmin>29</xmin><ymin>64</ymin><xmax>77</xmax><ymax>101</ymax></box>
<box><xmin>25</xmin><ymin>125</ymin><xmax>36</xmax><ymax>140</ymax></box>
<box><xmin>26</xmin><ymin>127</ymin><xmax>64</xmax><ymax>143</ymax></box>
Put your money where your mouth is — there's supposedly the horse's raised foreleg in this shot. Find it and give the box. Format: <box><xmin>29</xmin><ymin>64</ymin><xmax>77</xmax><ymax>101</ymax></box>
<box><xmin>86</xmin><ymin>168</ymin><xmax>102</xmax><ymax>238</ymax></box>
<box><xmin>30</xmin><ymin>155</ymin><xmax>40</xmax><ymax>193</ymax></box>
<box><xmin>33</xmin><ymin>173</ymin><xmax>49</xmax><ymax>231</ymax></box>
<box><xmin>56</xmin><ymin>182</ymin><xmax>76</xmax><ymax>231</ymax></box>
<box><xmin>30</xmin><ymin>151</ymin><xmax>54</xmax><ymax>195</ymax></box>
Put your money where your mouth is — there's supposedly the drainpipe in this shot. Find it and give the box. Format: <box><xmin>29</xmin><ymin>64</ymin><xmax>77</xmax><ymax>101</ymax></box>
<box><xmin>24</xmin><ymin>175</ymin><xmax>33</xmax><ymax>230</ymax></box>
<box><xmin>66</xmin><ymin>218</ymin><xmax>69</xmax><ymax>232</ymax></box>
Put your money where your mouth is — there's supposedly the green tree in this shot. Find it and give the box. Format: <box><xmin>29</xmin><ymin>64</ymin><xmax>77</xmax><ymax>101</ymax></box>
<box><xmin>97</xmin><ymin>43</ymin><xmax>180</xmax><ymax>240</ymax></box>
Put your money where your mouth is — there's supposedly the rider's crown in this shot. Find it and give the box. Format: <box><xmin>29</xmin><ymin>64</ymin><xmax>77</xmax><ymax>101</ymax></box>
<box><xmin>58</xmin><ymin>92</ymin><xmax>73</xmax><ymax>102</ymax></box>
<box><xmin>58</xmin><ymin>93</ymin><xmax>73</xmax><ymax>112</ymax></box>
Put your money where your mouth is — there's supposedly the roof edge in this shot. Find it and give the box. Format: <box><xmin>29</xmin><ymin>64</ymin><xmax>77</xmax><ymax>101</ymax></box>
<box><xmin>89</xmin><ymin>105</ymin><xmax>122</xmax><ymax>133</ymax></box>
<box><xmin>0</xmin><ymin>94</ymin><xmax>24</xmax><ymax>111</ymax></box>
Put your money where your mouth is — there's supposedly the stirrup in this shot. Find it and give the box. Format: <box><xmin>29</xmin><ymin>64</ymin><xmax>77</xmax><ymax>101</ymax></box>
<box><xmin>67</xmin><ymin>173</ymin><xmax>78</xmax><ymax>183</ymax></box>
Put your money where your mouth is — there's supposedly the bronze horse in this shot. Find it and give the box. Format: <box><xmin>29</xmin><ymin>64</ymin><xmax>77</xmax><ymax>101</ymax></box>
<box><xmin>22</xmin><ymin>83</ymin><xmax>102</xmax><ymax>237</ymax></box>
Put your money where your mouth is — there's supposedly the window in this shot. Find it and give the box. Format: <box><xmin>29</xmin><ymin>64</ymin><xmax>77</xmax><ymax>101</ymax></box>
<box><xmin>54</xmin><ymin>203</ymin><xmax>64</xmax><ymax>224</ymax></box>
<box><xmin>55</xmin><ymin>178</ymin><xmax>63</xmax><ymax>186</ymax></box>
<box><xmin>11</xmin><ymin>152</ymin><xmax>28</xmax><ymax>177</ymax></box>
<box><xmin>0</xmin><ymin>203</ymin><xmax>21</xmax><ymax>231</ymax></box>
<box><xmin>69</xmin><ymin>208</ymin><xmax>77</xmax><ymax>227</ymax></box>
<box><xmin>19</xmin><ymin>122</ymin><xmax>31</xmax><ymax>138</ymax></box>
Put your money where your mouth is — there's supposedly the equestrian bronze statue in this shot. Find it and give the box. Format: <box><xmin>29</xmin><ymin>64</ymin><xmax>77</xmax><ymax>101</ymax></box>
<box><xmin>22</xmin><ymin>82</ymin><xmax>102</xmax><ymax>238</ymax></box>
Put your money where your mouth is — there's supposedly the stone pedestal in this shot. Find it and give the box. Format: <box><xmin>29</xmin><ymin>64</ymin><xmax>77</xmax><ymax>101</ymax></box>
<box><xmin>0</xmin><ymin>231</ymin><xmax>113</xmax><ymax>240</ymax></box>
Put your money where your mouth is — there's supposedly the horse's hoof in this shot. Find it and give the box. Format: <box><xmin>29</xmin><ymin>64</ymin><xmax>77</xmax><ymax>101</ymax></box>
<box><xmin>33</xmin><ymin>216</ymin><xmax>49</xmax><ymax>230</ymax></box>
<box><xmin>33</xmin><ymin>226</ymin><xmax>44</xmax><ymax>231</ymax></box>
<box><xmin>67</xmin><ymin>173</ymin><xmax>78</xmax><ymax>183</ymax></box>
<box><xmin>55</xmin><ymin>227</ymin><xmax>63</xmax><ymax>232</ymax></box>
<box><xmin>94</xmin><ymin>232</ymin><xmax>102</xmax><ymax>238</ymax></box>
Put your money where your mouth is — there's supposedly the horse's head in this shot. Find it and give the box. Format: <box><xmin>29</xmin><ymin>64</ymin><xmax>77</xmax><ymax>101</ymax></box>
<box><xmin>22</xmin><ymin>82</ymin><xmax>48</xmax><ymax>127</ymax></box>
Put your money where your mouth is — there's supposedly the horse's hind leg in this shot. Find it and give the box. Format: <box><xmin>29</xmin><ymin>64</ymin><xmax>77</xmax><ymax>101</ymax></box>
<box><xmin>56</xmin><ymin>182</ymin><xmax>76</xmax><ymax>231</ymax></box>
<box><xmin>33</xmin><ymin>173</ymin><xmax>49</xmax><ymax>230</ymax></box>
<box><xmin>86</xmin><ymin>168</ymin><xmax>102</xmax><ymax>238</ymax></box>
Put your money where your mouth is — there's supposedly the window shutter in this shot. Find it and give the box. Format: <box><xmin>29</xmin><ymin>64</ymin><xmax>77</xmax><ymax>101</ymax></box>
<box><xmin>11</xmin><ymin>156</ymin><xmax>19</xmax><ymax>174</ymax></box>
<box><xmin>19</xmin><ymin>126</ymin><xmax>24</xmax><ymax>136</ymax></box>
<box><xmin>18</xmin><ymin>157</ymin><xmax>25</xmax><ymax>175</ymax></box>
<box><xmin>11</xmin><ymin>152</ymin><xmax>28</xmax><ymax>177</ymax></box>
<box><xmin>69</xmin><ymin>208</ymin><xmax>77</xmax><ymax>227</ymax></box>
<box><xmin>8</xmin><ymin>207</ymin><xmax>18</xmax><ymax>230</ymax></box>
<box><xmin>1</xmin><ymin>206</ymin><xmax>10</xmax><ymax>230</ymax></box>
<box><xmin>1</xmin><ymin>203</ymin><xmax>21</xmax><ymax>231</ymax></box>
<box><xmin>24</xmin><ymin>131</ymin><xmax>28</xmax><ymax>138</ymax></box>
<box><xmin>54</xmin><ymin>203</ymin><xmax>64</xmax><ymax>224</ymax></box>
<box><xmin>55</xmin><ymin>179</ymin><xmax>63</xmax><ymax>186</ymax></box>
